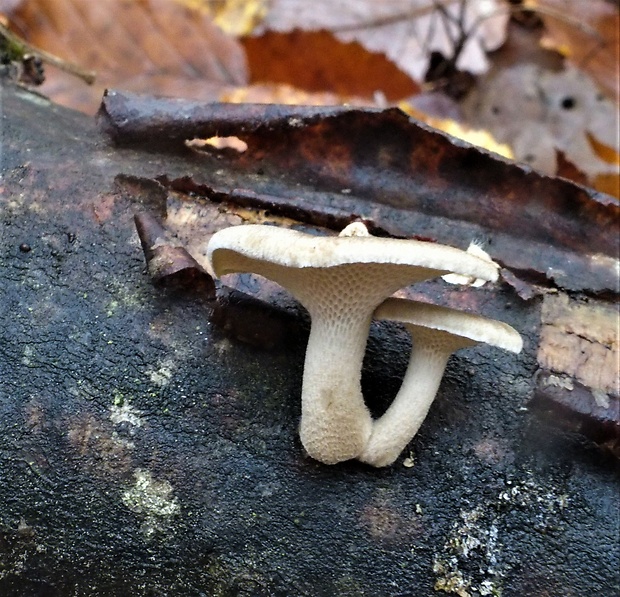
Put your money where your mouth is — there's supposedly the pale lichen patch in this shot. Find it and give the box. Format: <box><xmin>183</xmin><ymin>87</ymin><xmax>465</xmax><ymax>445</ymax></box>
<box><xmin>542</xmin><ymin>374</ymin><xmax>574</xmax><ymax>391</ymax></box>
<box><xmin>433</xmin><ymin>506</ymin><xmax>503</xmax><ymax>597</ymax></box>
<box><xmin>122</xmin><ymin>469</ymin><xmax>180</xmax><ymax>540</ymax></box>
<box><xmin>109</xmin><ymin>400</ymin><xmax>143</xmax><ymax>428</ymax></box>
<box><xmin>21</xmin><ymin>345</ymin><xmax>34</xmax><ymax>366</ymax></box>
<box><xmin>218</xmin><ymin>337</ymin><xmax>234</xmax><ymax>353</ymax></box>
<box><xmin>147</xmin><ymin>358</ymin><xmax>177</xmax><ymax>387</ymax></box>
<box><xmin>433</xmin><ymin>475</ymin><xmax>570</xmax><ymax>596</ymax></box>
<box><xmin>592</xmin><ymin>389</ymin><xmax>610</xmax><ymax>409</ymax></box>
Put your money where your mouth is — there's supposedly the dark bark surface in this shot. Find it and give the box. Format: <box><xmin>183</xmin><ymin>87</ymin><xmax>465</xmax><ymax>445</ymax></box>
<box><xmin>1</xmin><ymin>83</ymin><xmax>618</xmax><ymax>596</ymax></box>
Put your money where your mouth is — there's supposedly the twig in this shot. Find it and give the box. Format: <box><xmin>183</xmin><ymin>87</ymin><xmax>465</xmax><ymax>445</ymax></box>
<box><xmin>0</xmin><ymin>21</ymin><xmax>96</xmax><ymax>85</ymax></box>
<box><xmin>468</xmin><ymin>1</ymin><xmax>606</xmax><ymax>52</ymax></box>
<box><xmin>328</xmin><ymin>0</ymin><xmax>460</xmax><ymax>33</ymax></box>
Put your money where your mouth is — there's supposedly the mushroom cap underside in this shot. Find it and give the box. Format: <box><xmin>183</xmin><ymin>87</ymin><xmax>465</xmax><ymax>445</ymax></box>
<box><xmin>207</xmin><ymin>225</ymin><xmax>500</xmax><ymax>282</ymax></box>
<box><xmin>375</xmin><ymin>298</ymin><xmax>523</xmax><ymax>353</ymax></box>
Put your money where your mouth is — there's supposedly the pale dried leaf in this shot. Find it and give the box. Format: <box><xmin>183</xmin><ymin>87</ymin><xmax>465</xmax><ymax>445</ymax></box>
<box><xmin>463</xmin><ymin>63</ymin><xmax>620</xmax><ymax>183</ymax></box>
<box><xmin>532</xmin><ymin>0</ymin><xmax>619</xmax><ymax>101</ymax></box>
<box><xmin>253</xmin><ymin>0</ymin><xmax>510</xmax><ymax>81</ymax></box>
<box><xmin>219</xmin><ymin>82</ymin><xmax>377</xmax><ymax>106</ymax></box>
<box><xmin>178</xmin><ymin>0</ymin><xmax>269</xmax><ymax>37</ymax></box>
<box><xmin>0</xmin><ymin>0</ymin><xmax>22</xmax><ymax>12</ymax></box>
<box><xmin>400</xmin><ymin>99</ymin><xmax>514</xmax><ymax>159</ymax></box>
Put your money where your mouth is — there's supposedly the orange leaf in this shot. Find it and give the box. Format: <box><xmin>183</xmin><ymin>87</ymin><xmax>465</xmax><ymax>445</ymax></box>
<box><xmin>242</xmin><ymin>30</ymin><xmax>418</xmax><ymax>101</ymax></box>
<box><xmin>587</xmin><ymin>132</ymin><xmax>620</xmax><ymax>167</ymax></box>
<box><xmin>251</xmin><ymin>0</ymin><xmax>510</xmax><ymax>83</ymax></box>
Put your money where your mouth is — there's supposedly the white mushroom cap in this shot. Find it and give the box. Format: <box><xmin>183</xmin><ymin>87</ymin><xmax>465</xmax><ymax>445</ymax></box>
<box><xmin>208</xmin><ymin>225</ymin><xmax>500</xmax><ymax>288</ymax></box>
<box><xmin>207</xmin><ymin>224</ymin><xmax>502</xmax><ymax>465</ymax></box>
<box><xmin>359</xmin><ymin>298</ymin><xmax>522</xmax><ymax>467</ymax></box>
<box><xmin>374</xmin><ymin>298</ymin><xmax>523</xmax><ymax>353</ymax></box>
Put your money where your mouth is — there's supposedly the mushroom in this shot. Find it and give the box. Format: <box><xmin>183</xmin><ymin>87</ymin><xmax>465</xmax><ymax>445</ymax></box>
<box><xmin>442</xmin><ymin>240</ymin><xmax>495</xmax><ymax>288</ymax></box>
<box><xmin>358</xmin><ymin>298</ymin><xmax>523</xmax><ymax>467</ymax></box>
<box><xmin>207</xmin><ymin>223</ymin><xmax>500</xmax><ymax>464</ymax></box>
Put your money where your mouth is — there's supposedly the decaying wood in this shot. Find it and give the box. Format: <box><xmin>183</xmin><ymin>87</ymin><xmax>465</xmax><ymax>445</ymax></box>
<box><xmin>133</xmin><ymin>211</ymin><xmax>215</xmax><ymax>294</ymax></box>
<box><xmin>532</xmin><ymin>293</ymin><xmax>619</xmax><ymax>454</ymax></box>
<box><xmin>1</xmin><ymin>82</ymin><xmax>618</xmax><ymax>596</ymax></box>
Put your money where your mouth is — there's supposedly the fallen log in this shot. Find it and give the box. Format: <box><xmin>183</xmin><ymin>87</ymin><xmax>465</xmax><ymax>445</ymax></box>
<box><xmin>1</xmin><ymin>83</ymin><xmax>618</xmax><ymax>596</ymax></box>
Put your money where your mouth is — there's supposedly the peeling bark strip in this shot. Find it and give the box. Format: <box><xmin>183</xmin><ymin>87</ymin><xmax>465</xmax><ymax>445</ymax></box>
<box><xmin>134</xmin><ymin>211</ymin><xmax>215</xmax><ymax>294</ymax></box>
<box><xmin>538</xmin><ymin>293</ymin><xmax>618</xmax><ymax>395</ymax></box>
<box><xmin>98</xmin><ymin>90</ymin><xmax>619</xmax><ymax>295</ymax></box>
<box><xmin>97</xmin><ymin>89</ymin><xmax>345</xmax><ymax>147</ymax></box>
<box><xmin>533</xmin><ymin>293</ymin><xmax>620</xmax><ymax>451</ymax></box>
<box><xmin>158</xmin><ymin>177</ymin><xmax>388</xmax><ymax>240</ymax></box>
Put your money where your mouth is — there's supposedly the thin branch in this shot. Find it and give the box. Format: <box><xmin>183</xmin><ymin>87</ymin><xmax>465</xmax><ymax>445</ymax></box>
<box><xmin>468</xmin><ymin>2</ymin><xmax>606</xmax><ymax>49</ymax></box>
<box><xmin>329</xmin><ymin>0</ymin><xmax>460</xmax><ymax>33</ymax></box>
<box><xmin>434</xmin><ymin>0</ymin><xmax>459</xmax><ymax>50</ymax></box>
<box><xmin>0</xmin><ymin>22</ymin><xmax>96</xmax><ymax>85</ymax></box>
<box><xmin>431</xmin><ymin>0</ymin><xmax>471</xmax><ymax>72</ymax></box>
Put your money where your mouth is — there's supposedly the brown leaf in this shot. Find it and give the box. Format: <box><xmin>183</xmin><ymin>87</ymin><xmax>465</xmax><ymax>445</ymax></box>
<box><xmin>5</xmin><ymin>0</ymin><xmax>248</xmax><ymax>113</ymax></box>
<box><xmin>462</xmin><ymin>63</ymin><xmax>620</xmax><ymax>194</ymax></box>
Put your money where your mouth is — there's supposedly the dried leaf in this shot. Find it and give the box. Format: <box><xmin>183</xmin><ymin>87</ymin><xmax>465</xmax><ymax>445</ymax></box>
<box><xmin>5</xmin><ymin>0</ymin><xmax>248</xmax><ymax>112</ymax></box>
<box><xmin>532</xmin><ymin>0</ymin><xmax>620</xmax><ymax>101</ymax></box>
<box><xmin>219</xmin><ymin>82</ymin><xmax>377</xmax><ymax>106</ymax></box>
<box><xmin>179</xmin><ymin>0</ymin><xmax>268</xmax><ymax>37</ymax></box>
<box><xmin>400</xmin><ymin>100</ymin><xmax>514</xmax><ymax>159</ymax></box>
<box><xmin>242</xmin><ymin>30</ymin><xmax>418</xmax><ymax>101</ymax></box>
<box><xmin>463</xmin><ymin>63</ymin><xmax>620</xmax><ymax>194</ymax></box>
<box><xmin>251</xmin><ymin>0</ymin><xmax>510</xmax><ymax>81</ymax></box>
<box><xmin>587</xmin><ymin>132</ymin><xmax>620</xmax><ymax>167</ymax></box>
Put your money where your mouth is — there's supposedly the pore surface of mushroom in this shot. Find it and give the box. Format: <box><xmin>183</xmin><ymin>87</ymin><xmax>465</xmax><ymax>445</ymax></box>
<box><xmin>207</xmin><ymin>224</ymin><xmax>501</xmax><ymax>465</ymax></box>
<box><xmin>358</xmin><ymin>298</ymin><xmax>523</xmax><ymax>467</ymax></box>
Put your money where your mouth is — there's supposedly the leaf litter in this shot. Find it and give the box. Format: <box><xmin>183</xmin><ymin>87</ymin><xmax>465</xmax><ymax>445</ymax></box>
<box><xmin>2</xmin><ymin>0</ymin><xmax>617</xmax><ymax>196</ymax></box>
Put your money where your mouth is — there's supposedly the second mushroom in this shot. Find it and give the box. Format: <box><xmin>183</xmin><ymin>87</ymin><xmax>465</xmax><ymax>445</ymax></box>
<box><xmin>359</xmin><ymin>298</ymin><xmax>523</xmax><ymax>467</ymax></box>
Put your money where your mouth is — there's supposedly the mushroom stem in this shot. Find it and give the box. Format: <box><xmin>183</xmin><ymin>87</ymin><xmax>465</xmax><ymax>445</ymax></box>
<box><xmin>359</xmin><ymin>326</ymin><xmax>472</xmax><ymax>467</ymax></box>
<box><xmin>300</xmin><ymin>313</ymin><xmax>373</xmax><ymax>464</ymax></box>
